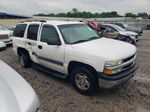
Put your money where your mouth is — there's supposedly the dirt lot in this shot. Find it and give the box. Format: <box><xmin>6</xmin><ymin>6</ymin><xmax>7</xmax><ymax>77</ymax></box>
<box><xmin>0</xmin><ymin>31</ymin><xmax>150</xmax><ymax>112</ymax></box>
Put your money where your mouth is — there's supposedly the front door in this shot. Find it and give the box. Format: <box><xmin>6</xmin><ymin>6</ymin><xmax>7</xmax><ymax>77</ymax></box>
<box><xmin>36</xmin><ymin>25</ymin><xmax>65</xmax><ymax>73</ymax></box>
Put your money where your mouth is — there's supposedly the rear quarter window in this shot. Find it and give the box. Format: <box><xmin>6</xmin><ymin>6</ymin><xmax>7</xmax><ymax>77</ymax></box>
<box><xmin>13</xmin><ymin>24</ymin><xmax>27</xmax><ymax>37</ymax></box>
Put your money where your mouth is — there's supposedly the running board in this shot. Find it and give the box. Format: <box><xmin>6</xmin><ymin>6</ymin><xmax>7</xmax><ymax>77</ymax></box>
<box><xmin>32</xmin><ymin>63</ymin><xmax>67</xmax><ymax>79</ymax></box>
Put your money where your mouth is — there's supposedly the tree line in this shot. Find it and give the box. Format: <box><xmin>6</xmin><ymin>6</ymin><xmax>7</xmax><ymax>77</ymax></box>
<box><xmin>34</xmin><ymin>8</ymin><xmax>150</xmax><ymax>19</ymax></box>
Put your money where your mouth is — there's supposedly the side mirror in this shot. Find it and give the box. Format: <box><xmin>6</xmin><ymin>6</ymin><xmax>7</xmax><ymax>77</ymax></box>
<box><xmin>47</xmin><ymin>38</ymin><xmax>61</xmax><ymax>45</ymax></box>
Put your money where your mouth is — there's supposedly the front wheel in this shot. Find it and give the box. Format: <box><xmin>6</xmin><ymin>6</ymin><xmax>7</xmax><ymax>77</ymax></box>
<box><xmin>71</xmin><ymin>67</ymin><xmax>98</xmax><ymax>95</ymax></box>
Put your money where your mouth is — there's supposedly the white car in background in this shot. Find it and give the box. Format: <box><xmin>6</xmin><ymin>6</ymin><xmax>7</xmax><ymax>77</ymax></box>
<box><xmin>0</xmin><ymin>25</ymin><xmax>12</xmax><ymax>45</ymax></box>
<box><xmin>0</xmin><ymin>60</ymin><xmax>41</xmax><ymax>112</ymax></box>
<box><xmin>0</xmin><ymin>41</ymin><xmax>6</xmax><ymax>51</ymax></box>
<box><xmin>8</xmin><ymin>26</ymin><xmax>16</xmax><ymax>35</ymax></box>
<box><xmin>102</xmin><ymin>24</ymin><xmax>139</xmax><ymax>44</ymax></box>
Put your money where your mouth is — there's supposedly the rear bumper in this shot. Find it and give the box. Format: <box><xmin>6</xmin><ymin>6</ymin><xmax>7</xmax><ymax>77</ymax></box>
<box><xmin>97</xmin><ymin>61</ymin><xmax>138</xmax><ymax>88</ymax></box>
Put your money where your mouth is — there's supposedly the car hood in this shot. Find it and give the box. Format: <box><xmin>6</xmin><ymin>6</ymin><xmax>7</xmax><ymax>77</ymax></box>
<box><xmin>72</xmin><ymin>38</ymin><xmax>136</xmax><ymax>61</ymax></box>
<box><xmin>126</xmin><ymin>26</ymin><xmax>142</xmax><ymax>31</ymax></box>
<box><xmin>0</xmin><ymin>60</ymin><xmax>40</xmax><ymax>112</ymax></box>
<box><xmin>0</xmin><ymin>30</ymin><xmax>11</xmax><ymax>35</ymax></box>
<box><xmin>119</xmin><ymin>31</ymin><xmax>138</xmax><ymax>36</ymax></box>
<box><xmin>0</xmin><ymin>77</ymin><xmax>21</xmax><ymax>112</ymax></box>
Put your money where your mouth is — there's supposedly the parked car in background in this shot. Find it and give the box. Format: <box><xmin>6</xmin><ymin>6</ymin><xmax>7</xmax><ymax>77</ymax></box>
<box><xmin>0</xmin><ymin>41</ymin><xmax>6</xmax><ymax>51</ymax></box>
<box><xmin>101</xmin><ymin>24</ymin><xmax>138</xmax><ymax>45</ymax></box>
<box><xmin>87</xmin><ymin>21</ymin><xmax>100</xmax><ymax>31</ymax></box>
<box><xmin>87</xmin><ymin>21</ymin><xmax>138</xmax><ymax>45</ymax></box>
<box><xmin>8</xmin><ymin>26</ymin><xmax>16</xmax><ymax>36</ymax></box>
<box><xmin>0</xmin><ymin>60</ymin><xmax>41</xmax><ymax>112</ymax></box>
<box><xmin>8</xmin><ymin>26</ymin><xmax>16</xmax><ymax>31</ymax></box>
<box><xmin>0</xmin><ymin>25</ymin><xmax>12</xmax><ymax>45</ymax></box>
<box><xmin>13</xmin><ymin>20</ymin><xmax>138</xmax><ymax>95</ymax></box>
<box><xmin>111</xmin><ymin>22</ymin><xmax>143</xmax><ymax>36</ymax></box>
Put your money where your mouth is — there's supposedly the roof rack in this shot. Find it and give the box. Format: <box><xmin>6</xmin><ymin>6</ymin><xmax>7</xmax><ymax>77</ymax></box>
<box><xmin>21</xmin><ymin>20</ymin><xmax>46</xmax><ymax>23</ymax></box>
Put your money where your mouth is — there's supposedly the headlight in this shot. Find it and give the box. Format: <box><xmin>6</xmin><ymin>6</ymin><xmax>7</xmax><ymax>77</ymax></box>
<box><xmin>104</xmin><ymin>60</ymin><xmax>123</xmax><ymax>75</ymax></box>
<box><xmin>105</xmin><ymin>60</ymin><xmax>122</xmax><ymax>67</ymax></box>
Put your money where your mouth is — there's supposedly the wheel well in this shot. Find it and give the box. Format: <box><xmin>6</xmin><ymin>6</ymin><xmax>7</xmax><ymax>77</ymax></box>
<box><xmin>17</xmin><ymin>47</ymin><xmax>29</xmax><ymax>56</ymax></box>
<box><xmin>68</xmin><ymin>61</ymin><xmax>98</xmax><ymax>79</ymax></box>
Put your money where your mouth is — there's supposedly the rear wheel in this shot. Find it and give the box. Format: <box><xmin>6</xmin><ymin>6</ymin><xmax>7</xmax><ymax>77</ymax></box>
<box><xmin>19</xmin><ymin>52</ymin><xmax>31</xmax><ymax>68</ymax></box>
<box><xmin>71</xmin><ymin>67</ymin><xmax>98</xmax><ymax>95</ymax></box>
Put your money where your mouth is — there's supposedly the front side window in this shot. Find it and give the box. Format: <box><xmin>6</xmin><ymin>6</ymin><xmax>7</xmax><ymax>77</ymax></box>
<box><xmin>27</xmin><ymin>24</ymin><xmax>39</xmax><ymax>40</ymax></box>
<box><xmin>58</xmin><ymin>24</ymin><xmax>100</xmax><ymax>44</ymax></box>
<box><xmin>13</xmin><ymin>24</ymin><xmax>27</xmax><ymax>37</ymax></box>
<box><xmin>41</xmin><ymin>25</ymin><xmax>59</xmax><ymax>43</ymax></box>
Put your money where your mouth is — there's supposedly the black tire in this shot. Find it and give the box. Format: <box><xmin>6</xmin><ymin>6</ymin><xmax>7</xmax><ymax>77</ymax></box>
<box><xmin>71</xmin><ymin>67</ymin><xmax>98</xmax><ymax>95</ymax></box>
<box><xmin>19</xmin><ymin>52</ymin><xmax>31</xmax><ymax>68</ymax></box>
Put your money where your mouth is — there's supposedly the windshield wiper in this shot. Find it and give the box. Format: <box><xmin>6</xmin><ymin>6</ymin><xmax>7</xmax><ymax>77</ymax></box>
<box><xmin>88</xmin><ymin>36</ymin><xmax>100</xmax><ymax>40</ymax></box>
<box><xmin>72</xmin><ymin>39</ymin><xmax>89</xmax><ymax>44</ymax></box>
<box><xmin>72</xmin><ymin>36</ymin><xmax>100</xmax><ymax>44</ymax></box>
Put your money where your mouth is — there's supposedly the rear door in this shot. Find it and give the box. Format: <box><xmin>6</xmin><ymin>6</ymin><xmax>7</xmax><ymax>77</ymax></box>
<box><xmin>25</xmin><ymin>24</ymin><xmax>40</xmax><ymax>63</ymax></box>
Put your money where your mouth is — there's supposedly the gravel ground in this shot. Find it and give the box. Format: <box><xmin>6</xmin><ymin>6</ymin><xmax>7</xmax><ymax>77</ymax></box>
<box><xmin>0</xmin><ymin>31</ymin><xmax>150</xmax><ymax>112</ymax></box>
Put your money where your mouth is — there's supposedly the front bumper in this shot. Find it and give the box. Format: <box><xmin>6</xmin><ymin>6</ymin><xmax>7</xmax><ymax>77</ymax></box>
<box><xmin>0</xmin><ymin>46</ymin><xmax>6</xmax><ymax>51</ymax></box>
<box><xmin>1</xmin><ymin>39</ymin><xmax>12</xmax><ymax>45</ymax></box>
<box><xmin>97</xmin><ymin>61</ymin><xmax>138</xmax><ymax>88</ymax></box>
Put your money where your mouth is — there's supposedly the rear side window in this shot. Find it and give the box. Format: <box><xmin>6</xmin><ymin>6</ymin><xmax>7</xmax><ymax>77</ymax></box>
<box><xmin>13</xmin><ymin>24</ymin><xmax>27</xmax><ymax>37</ymax></box>
<box><xmin>27</xmin><ymin>24</ymin><xmax>39</xmax><ymax>41</ymax></box>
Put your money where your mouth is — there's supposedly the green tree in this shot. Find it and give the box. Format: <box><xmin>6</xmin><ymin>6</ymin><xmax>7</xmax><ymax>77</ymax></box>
<box><xmin>137</xmin><ymin>12</ymin><xmax>148</xmax><ymax>19</ymax></box>
<box><xmin>111</xmin><ymin>11</ymin><xmax>117</xmax><ymax>16</ymax></box>
<box><xmin>148</xmin><ymin>15</ymin><xmax>150</xmax><ymax>19</ymax></box>
<box><xmin>72</xmin><ymin>8</ymin><xmax>78</xmax><ymax>14</ymax></box>
<box><xmin>125</xmin><ymin>13</ymin><xmax>137</xmax><ymax>17</ymax></box>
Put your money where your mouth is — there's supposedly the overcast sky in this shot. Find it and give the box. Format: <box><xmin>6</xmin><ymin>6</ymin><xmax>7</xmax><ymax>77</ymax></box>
<box><xmin>0</xmin><ymin>0</ymin><xmax>150</xmax><ymax>16</ymax></box>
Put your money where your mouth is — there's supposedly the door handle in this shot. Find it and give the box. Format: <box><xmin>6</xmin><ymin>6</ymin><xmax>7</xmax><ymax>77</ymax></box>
<box><xmin>38</xmin><ymin>45</ymin><xmax>42</xmax><ymax>49</ymax></box>
<box><xmin>27</xmin><ymin>42</ymin><xmax>32</xmax><ymax>45</ymax></box>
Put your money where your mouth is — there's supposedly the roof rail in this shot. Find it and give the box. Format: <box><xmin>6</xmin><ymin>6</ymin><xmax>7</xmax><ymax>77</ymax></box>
<box><xmin>21</xmin><ymin>20</ymin><xmax>46</xmax><ymax>23</ymax></box>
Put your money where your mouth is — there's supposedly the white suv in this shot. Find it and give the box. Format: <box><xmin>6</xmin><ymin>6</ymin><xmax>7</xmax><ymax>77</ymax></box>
<box><xmin>0</xmin><ymin>25</ymin><xmax>12</xmax><ymax>45</ymax></box>
<box><xmin>13</xmin><ymin>20</ymin><xmax>138</xmax><ymax>95</ymax></box>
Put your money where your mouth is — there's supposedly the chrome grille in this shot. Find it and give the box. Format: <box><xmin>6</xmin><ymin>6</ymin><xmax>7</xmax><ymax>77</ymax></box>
<box><xmin>122</xmin><ymin>54</ymin><xmax>136</xmax><ymax>71</ymax></box>
<box><xmin>0</xmin><ymin>34</ymin><xmax>9</xmax><ymax>40</ymax></box>
<box><xmin>123</xmin><ymin>54</ymin><xmax>135</xmax><ymax>63</ymax></box>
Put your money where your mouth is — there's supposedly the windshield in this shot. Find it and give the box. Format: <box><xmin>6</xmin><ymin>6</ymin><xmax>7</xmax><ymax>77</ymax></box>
<box><xmin>58</xmin><ymin>24</ymin><xmax>100</xmax><ymax>44</ymax></box>
<box><xmin>0</xmin><ymin>25</ymin><xmax>5</xmax><ymax>30</ymax></box>
<box><xmin>112</xmin><ymin>24</ymin><xmax>126</xmax><ymax>31</ymax></box>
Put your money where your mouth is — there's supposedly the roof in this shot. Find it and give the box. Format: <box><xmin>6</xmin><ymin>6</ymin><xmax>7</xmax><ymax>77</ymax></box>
<box><xmin>22</xmin><ymin>20</ymin><xmax>83</xmax><ymax>26</ymax></box>
<box><xmin>46</xmin><ymin>20</ymin><xmax>82</xmax><ymax>25</ymax></box>
<box><xmin>0</xmin><ymin>12</ymin><xmax>31</xmax><ymax>18</ymax></box>
<box><xmin>102</xmin><ymin>23</ymin><xmax>118</xmax><ymax>27</ymax></box>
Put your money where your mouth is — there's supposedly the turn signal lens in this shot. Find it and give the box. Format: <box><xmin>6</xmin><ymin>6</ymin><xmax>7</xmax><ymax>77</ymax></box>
<box><xmin>103</xmin><ymin>70</ymin><xmax>113</xmax><ymax>75</ymax></box>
